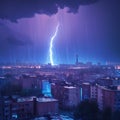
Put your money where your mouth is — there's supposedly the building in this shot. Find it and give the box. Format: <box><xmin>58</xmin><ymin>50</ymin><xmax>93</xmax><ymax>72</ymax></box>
<box><xmin>90</xmin><ymin>83</ymin><xmax>98</xmax><ymax>100</ymax></box>
<box><xmin>97</xmin><ymin>85</ymin><xmax>120</xmax><ymax>111</ymax></box>
<box><xmin>51</xmin><ymin>83</ymin><xmax>80</xmax><ymax>109</ymax></box>
<box><xmin>62</xmin><ymin>86</ymin><xmax>80</xmax><ymax>109</ymax></box>
<box><xmin>20</xmin><ymin>74</ymin><xmax>41</xmax><ymax>89</ymax></box>
<box><xmin>36</xmin><ymin>98</ymin><xmax>58</xmax><ymax>116</ymax></box>
<box><xmin>96</xmin><ymin>76</ymin><xmax>120</xmax><ymax>86</ymax></box>
<box><xmin>76</xmin><ymin>54</ymin><xmax>79</xmax><ymax>65</ymax></box>
<box><xmin>82</xmin><ymin>83</ymin><xmax>91</xmax><ymax>100</ymax></box>
<box><xmin>0</xmin><ymin>96</ymin><xmax>58</xmax><ymax>120</ymax></box>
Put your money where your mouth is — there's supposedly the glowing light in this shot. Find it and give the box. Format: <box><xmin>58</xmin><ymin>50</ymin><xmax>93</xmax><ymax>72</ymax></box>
<box><xmin>49</xmin><ymin>23</ymin><xmax>60</xmax><ymax>65</ymax></box>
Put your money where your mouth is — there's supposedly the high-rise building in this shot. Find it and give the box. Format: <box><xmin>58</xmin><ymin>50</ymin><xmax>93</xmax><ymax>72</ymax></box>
<box><xmin>63</xmin><ymin>86</ymin><xmax>80</xmax><ymax>108</ymax></box>
<box><xmin>82</xmin><ymin>83</ymin><xmax>91</xmax><ymax>100</ymax></box>
<box><xmin>51</xmin><ymin>84</ymin><xmax>80</xmax><ymax>109</ymax></box>
<box><xmin>90</xmin><ymin>83</ymin><xmax>98</xmax><ymax>100</ymax></box>
<box><xmin>76</xmin><ymin>54</ymin><xmax>79</xmax><ymax>65</ymax></box>
<box><xmin>97</xmin><ymin>85</ymin><xmax>120</xmax><ymax>111</ymax></box>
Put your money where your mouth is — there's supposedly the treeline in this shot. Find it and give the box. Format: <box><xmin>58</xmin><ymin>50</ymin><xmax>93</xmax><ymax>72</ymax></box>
<box><xmin>74</xmin><ymin>100</ymin><xmax>120</xmax><ymax>120</ymax></box>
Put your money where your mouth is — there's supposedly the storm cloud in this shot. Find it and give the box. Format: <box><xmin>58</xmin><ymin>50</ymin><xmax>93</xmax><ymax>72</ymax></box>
<box><xmin>0</xmin><ymin>0</ymin><xmax>98</xmax><ymax>21</ymax></box>
<box><xmin>0</xmin><ymin>23</ymin><xmax>32</xmax><ymax>56</ymax></box>
<box><xmin>6</xmin><ymin>37</ymin><xmax>32</xmax><ymax>46</ymax></box>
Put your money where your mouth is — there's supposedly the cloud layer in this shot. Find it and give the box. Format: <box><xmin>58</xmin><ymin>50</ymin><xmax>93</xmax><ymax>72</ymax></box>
<box><xmin>0</xmin><ymin>0</ymin><xmax>98</xmax><ymax>21</ymax></box>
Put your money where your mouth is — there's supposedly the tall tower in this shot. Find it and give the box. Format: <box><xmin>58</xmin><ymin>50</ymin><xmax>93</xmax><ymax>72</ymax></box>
<box><xmin>76</xmin><ymin>54</ymin><xmax>79</xmax><ymax>65</ymax></box>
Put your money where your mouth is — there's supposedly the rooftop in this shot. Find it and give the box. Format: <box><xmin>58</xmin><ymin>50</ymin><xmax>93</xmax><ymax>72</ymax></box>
<box><xmin>82</xmin><ymin>82</ymin><xmax>90</xmax><ymax>85</ymax></box>
<box><xmin>37</xmin><ymin>98</ymin><xmax>58</xmax><ymax>102</ymax></box>
<box><xmin>17</xmin><ymin>97</ymin><xmax>33</xmax><ymax>102</ymax></box>
<box><xmin>64</xmin><ymin>86</ymin><xmax>76</xmax><ymax>89</ymax></box>
<box><xmin>17</xmin><ymin>97</ymin><xmax>58</xmax><ymax>103</ymax></box>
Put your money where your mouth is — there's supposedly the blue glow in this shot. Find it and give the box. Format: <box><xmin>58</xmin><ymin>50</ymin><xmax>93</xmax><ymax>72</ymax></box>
<box><xmin>49</xmin><ymin>23</ymin><xmax>60</xmax><ymax>65</ymax></box>
<box><xmin>12</xmin><ymin>114</ymin><xmax>18</xmax><ymax>119</ymax></box>
<box><xmin>80</xmin><ymin>87</ymin><xmax>82</xmax><ymax>101</ymax></box>
<box><xmin>42</xmin><ymin>80</ymin><xmax>52</xmax><ymax>97</ymax></box>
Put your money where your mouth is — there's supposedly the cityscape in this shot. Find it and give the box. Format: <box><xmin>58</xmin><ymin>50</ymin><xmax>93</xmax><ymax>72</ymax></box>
<box><xmin>0</xmin><ymin>0</ymin><xmax>120</xmax><ymax>120</ymax></box>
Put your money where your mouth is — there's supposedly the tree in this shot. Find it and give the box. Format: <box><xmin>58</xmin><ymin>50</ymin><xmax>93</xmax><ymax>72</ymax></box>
<box><xmin>102</xmin><ymin>107</ymin><xmax>112</xmax><ymax>120</ymax></box>
<box><xmin>112</xmin><ymin>110</ymin><xmax>120</xmax><ymax>120</ymax></box>
<box><xmin>74</xmin><ymin>100</ymin><xmax>99</xmax><ymax>120</ymax></box>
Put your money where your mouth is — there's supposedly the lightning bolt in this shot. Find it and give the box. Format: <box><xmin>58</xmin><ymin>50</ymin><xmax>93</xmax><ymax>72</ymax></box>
<box><xmin>49</xmin><ymin>23</ymin><xmax>60</xmax><ymax>65</ymax></box>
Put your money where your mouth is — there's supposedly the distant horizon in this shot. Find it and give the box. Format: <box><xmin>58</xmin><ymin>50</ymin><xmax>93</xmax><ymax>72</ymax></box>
<box><xmin>0</xmin><ymin>60</ymin><xmax>120</xmax><ymax>66</ymax></box>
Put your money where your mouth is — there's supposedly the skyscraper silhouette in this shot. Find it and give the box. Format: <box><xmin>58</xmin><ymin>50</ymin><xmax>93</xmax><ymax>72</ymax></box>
<box><xmin>76</xmin><ymin>54</ymin><xmax>79</xmax><ymax>65</ymax></box>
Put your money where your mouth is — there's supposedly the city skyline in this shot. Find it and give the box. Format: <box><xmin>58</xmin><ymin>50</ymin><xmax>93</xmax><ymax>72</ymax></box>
<box><xmin>0</xmin><ymin>0</ymin><xmax>120</xmax><ymax>65</ymax></box>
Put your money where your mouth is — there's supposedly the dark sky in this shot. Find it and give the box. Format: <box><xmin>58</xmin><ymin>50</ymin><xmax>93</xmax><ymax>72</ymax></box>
<box><xmin>0</xmin><ymin>0</ymin><xmax>120</xmax><ymax>64</ymax></box>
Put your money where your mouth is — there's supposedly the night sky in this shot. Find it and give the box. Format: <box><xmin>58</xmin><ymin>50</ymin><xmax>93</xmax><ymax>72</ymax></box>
<box><xmin>0</xmin><ymin>0</ymin><xmax>120</xmax><ymax>64</ymax></box>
